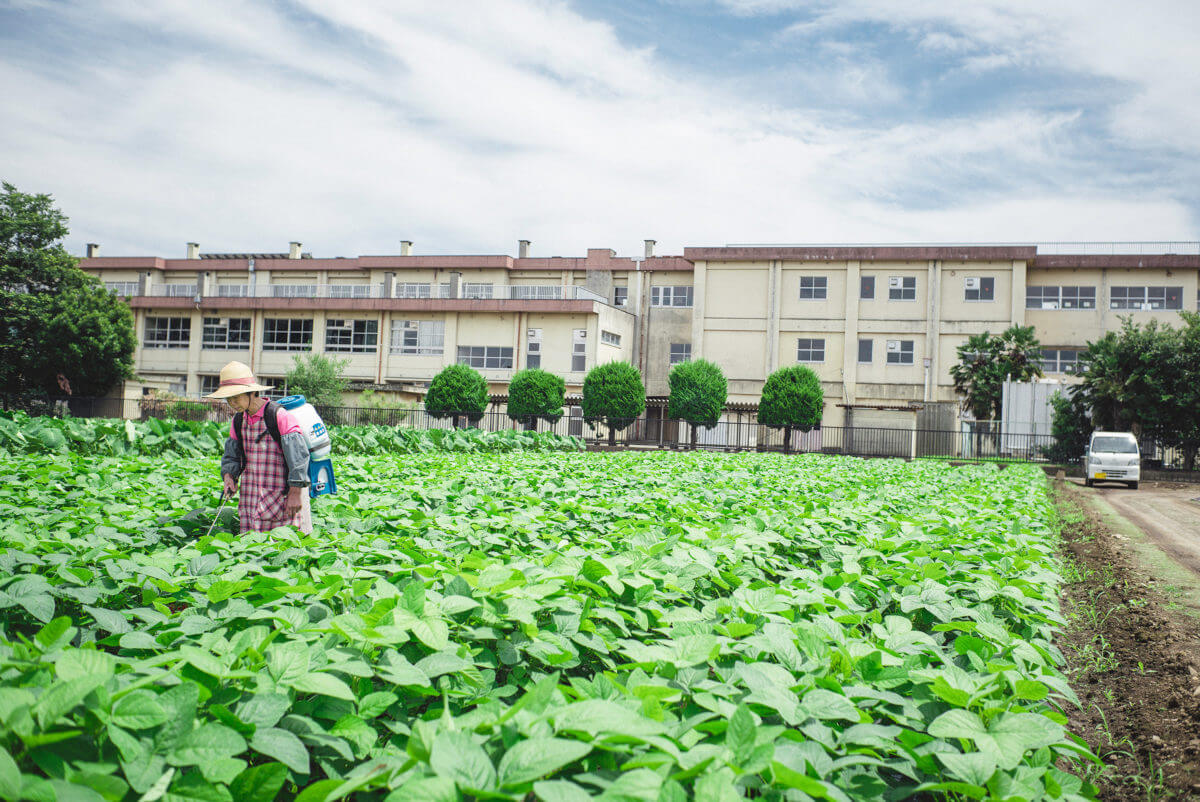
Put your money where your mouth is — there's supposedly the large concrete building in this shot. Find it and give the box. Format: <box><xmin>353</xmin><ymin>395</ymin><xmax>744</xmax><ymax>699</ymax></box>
<box><xmin>80</xmin><ymin>240</ymin><xmax>1199</xmax><ymax>428</ymax></box>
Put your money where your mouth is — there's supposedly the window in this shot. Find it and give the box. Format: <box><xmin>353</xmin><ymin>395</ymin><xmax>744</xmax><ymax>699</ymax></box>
<box><xmin>462</xmin><ymin>282</ymin><xmax>493</xmax><ymax>299</ymax></box>
<box><xmin>886</xmin><ymin>339</ymin><xmax>915</xmax><ymax>365</ymax></box>
<box><xmin>799</xmin><ymin>276</ymin><xmax>828</xmax><ymax>300</ymax></box>
<box><xmin>1026</xmin><ymin>285</ymin><xmax>1096</xmax><ymax>310</ymax></box>
<box><xmin>396</xmin><ymin>282</ymin><xmax>432</xmax><ymax>299</ymax></box>
<box><xmin>1040</xmin><ymin>348</ymin><xmax>1083</xmax><ymax>374</ymax></box>
<box><xmin>329</xmin><ymin>284</ymin><xmax>370</xmax><ymax>298</ymax></box>
<box><xmin>1111</xmin><ymin>286</ymin><xmax>1183</xmax><ymax>310</ymax></box>
<box><xmin>438</xmin><ymin>282</ymin><xmax>452</xmax><ymax>298</ymax></box>
<box><xmin>168</xmin><ymin>376</ymin><xmax>187</xmax><ymax>395</ymax></box>
<box><xmin>510</xmin><ymin>285</ymin><xmax>562</xmax><ymax>300</ymax></box>
<box><xmin>199</xmin><ymin>375</ymin><xmax>220</xmax><ymax>396</ymax></box>
<box><xmin>650</xmin><ymin>286</ymin><xmax>694</xmax><ymax>307</ymax></box>
<box><xmin>600</xmin><ymin>330</ymin><xmax>621</xmax><ymax>347</ymax></box>
<box><xmin>325</xmin><ymin>319</ymin><xmax>378</xmax><ymax>353</ymax></box>
<box><xmin>457</xmin><ymin>346</ymin><xmax>514</xmax><ymax>369</ymax></box>
<box><xmin>271</xmin><ymin>284</ymin><xmax>317</xmax><ymax>298</ymax></box>
<box><xmin>860</xmin><ymin>275</ymin><xmax>875</xmax><ymax>300</ymax></box>
<box><xmin>613</xmin><ymin>286</ymin><xmax>628</xmax><ymax>307</ymax></box>
<box><xmin>669</xmin><ymin>343</ymin><xmax>691</xmax><ymax>364</ymax></box>
<box><xmin>163</xmin><ymin>283</ymin><xmax>196</xmax><ymax>298</ymax></box>
<box><xmin>572</xmin><ymin>329</ymin><xmax>587</xmax><ymax>372</ymax></box>
<box><xmin>262</xmin><ymin>318</ymin><xmax>313</xmax><ymax>351</ymax></box>
<box><xmin>857</xmin><ymin>339</ymin><xmax>873</xmax><ymax>363</ymax></box>
<box><xmin>390</xmin><ymin>320</ymin><xmax>444</xmax><ymax>355</ymax></box>
<box><xmin>202</xmin><ymin>317</ymin><xmax>251</xmax><ymax>350</ymax></box>
<box><xmin>796</xmin><ymin>338</ymin><xmax>825</xmax><ymax>362</ymax></box>
<box><xmin>143</xmin><ymin>317</ymin><xmax>190</xmax><ymax>349</ymax></box>
<box><xmin>217</xmin><ymin>284</ymin><xmax>248</xmax><ymax>297</ymax></box>
<box><xmin>526</xmin><ymin>328</ymin><xmax>542</xmax><ymax>369</ymax></box>
<box><xmin>105</xmin><ymin>281</ymin><xmax>138</xmax><ymax>296</ymax></box>
<box><xmin>964</xmin><ymin>276</ymin><xmax>995</xmax><ymax>302</ymax></box>
<box><xmin>888</xmin><ymin>276</ymin><xmax>916</xmax><ymax>301</ymax></box>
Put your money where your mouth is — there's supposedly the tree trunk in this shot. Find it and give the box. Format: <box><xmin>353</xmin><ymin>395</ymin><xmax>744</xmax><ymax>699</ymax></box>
<box><xmin>1185</xmin><ymin>446</ymin><xmax>1197</xmax><ymax>472</ymax></box>
<box><xmin>524</xmin><ymin>417</ymin><xmax>536</xmax><ymax>432</ymax></box>
<box><xmin>452</xmin><ymin>415</ymin><xmax>461</xmax><ymax>430</ymax></box>
<box><xmin>608</xmin><ymin>425</ymin><xmax>616</xmax><ymax>447</ymax></box>
<box><xmin>691</xmin><ymin>423</ymin><xmax>699</xmax><ymax>450</ymax></box>
<box><xmin>783</xmin><ymin>426</ymin><xmax>792</xmax><ymax>455</ymax></box>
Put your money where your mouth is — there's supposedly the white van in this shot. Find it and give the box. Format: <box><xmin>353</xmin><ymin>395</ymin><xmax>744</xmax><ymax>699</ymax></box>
<box><xmin>1084</xmin><ymin>431</ymin><xmax>1140</xmax><ymax>489</ymax></box>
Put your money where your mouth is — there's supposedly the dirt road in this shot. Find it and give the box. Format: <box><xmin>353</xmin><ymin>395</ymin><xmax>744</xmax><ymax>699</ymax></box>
<box><xmin>1080</xmin><ymin>480</ymin><xmax>1200</xmax><ymax>577</ymax></box>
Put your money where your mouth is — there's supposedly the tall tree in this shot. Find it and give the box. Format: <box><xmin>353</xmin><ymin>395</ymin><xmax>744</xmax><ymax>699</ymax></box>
<box><xmin>285</xmin><ymin>353</ymin><xmax>349</xmax><ymax>410</ymax></box>
<box><xmin>0</xmin><ymin>182</ymin><xmax>135</xmax><ymax>397</ymax></box>
<box><xmin>425</xmin><ymin>364</ymin><xmax>489</xmax><ymax>429</ymax></box>
<box><xmin>757</xmin><ymin>365</ymin><xmax>823</xmax><ymax>455</ymax></box>
<box><xmin>949</xmin><ymin>325</ymin><xmax>1043</xmax><ymax>421</ymax></box>
<box><xmin>581</xmin><ymin>361</ymin><xmax>645</xmax><ymax>446</ymax></box>
<box><xmin>506</xmin><ymin>368</ymin><xmax>565</xmax><ymax>431</ymax></box>
<box><xmin>667</xmin><ymin>359</ymin><xmax>727</xmax><ymax>449</ymax></box>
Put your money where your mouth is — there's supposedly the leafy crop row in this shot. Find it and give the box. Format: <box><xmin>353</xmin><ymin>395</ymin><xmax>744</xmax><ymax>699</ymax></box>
<box><xmin>0</xmin><ymin>451</ymin><xmax>1095</xmax><ymax>800</ymax></box>
<box><xmin>0</xmin><ymin>413</ymin><xmax>583</xmax><ymax>458</ymax></box>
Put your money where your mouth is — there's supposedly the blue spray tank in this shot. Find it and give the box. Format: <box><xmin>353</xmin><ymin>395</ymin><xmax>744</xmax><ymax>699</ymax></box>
<box><xmin>277</xmin><ymin>395</ymin><xmax>337</xmax><ymax>498</ymax></box>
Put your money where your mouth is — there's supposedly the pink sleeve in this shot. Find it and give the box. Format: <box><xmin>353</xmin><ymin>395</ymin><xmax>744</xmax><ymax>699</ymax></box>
<box><xmin>275</xmin><ymin>408</ymin><xmax>303</xmax><ymax>435</ymax></box>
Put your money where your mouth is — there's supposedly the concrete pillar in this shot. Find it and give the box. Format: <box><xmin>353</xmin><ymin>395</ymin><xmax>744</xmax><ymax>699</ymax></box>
<box><xmin>1010</xmin><ymin>258</ymin><xmax>1027</xmax><ymax>326</ymax></box>
<box><xmin>691</xmin><ymin>260</ymin><xmax>707</xmax><ymax>360</ymax></box>
<box><xmin>186</xmin><ymin>242</ymin><xmax>200</xmax><ymax>260</ymax></box>
<box><xmin>842</xmin><ymin>260</ymin><xmax>861</xmax><ymax>406</ymax></box>
<box><xmin>400</xmin><ymin>241</ymin><xmax>412</xmax><ymax>256</ymax></box>
<box><xmin>249</xmin><ymin>310</ymin><xmax>263</xmax><ymax>373</ymax></box>
<box><xmin>518</xmin><ymin>240</ymin><xmax>530</xmax><ymax>259</ymax></box>
<box><xmin>312</xmin><ymin>311</ymin><xmax>327</xmax><ymax>354</ymax></box>
<box><xmin>443</xmin><ymin>314</ymin><xmax>459</xmax><ymax>368</ymax></box>
<box><xmin>86</xmin><ymin>243</ymin><xmax>99</xmax><ymax>258</ymax></box>
<box><xmin>383</xmin><ymin>272</ymin><xmax>395</xmax><ymax>298</ymax></box>
<box><xmin>376</xmin><ymin>311</ymin><xmax>389</xmax><ymax>384</ymax></box>
<box><xmin>765</xmin><ymin>259</ymin><xmax>782</xmax><ymax>375</ymax></box>
<box><xmin>448</xmin><ymin>272</ymin><xmax>462</xmax><ymax>299</ymax></box>
<box><xmin>186</xmin><ymin>310</ymin><xmax>202</xmax><ymax>395</ymax></box>
<box><xmin>289</xmin><ymin>242</ymin><xmax>302</xmax><ymax>260</ymax></box>
<box><xmin>926</xmin><ymin>259</ymin><xmax>942</xmax><ymax>401</ymax></box>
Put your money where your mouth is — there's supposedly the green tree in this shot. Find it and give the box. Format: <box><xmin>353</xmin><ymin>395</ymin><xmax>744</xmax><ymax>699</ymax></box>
<box><xmin>506</xmin><ymin>369</ymin><xmax>565</xmax><ymax>431</ymax></box>
<box><xmin>425</xmin><ymin>363</ymin><xmax>489</xmax><ymax>428</ymax></box>
<box><xmin>757</xmin><ymin>365</ymin><xmax>823</xmax><ymax>454</ymax></box>
<box><xmin>667</xmin><ymin>359</ymin><xmax>727</xmax><ymax>449</ymax></box>
<box><xmin>1</xmin><ymin>182</ymin><xmax>135</xmax><ymax>397</ymax></box>
<box><xmin>581</xmin><ymin>361</ymin><xmax>645</xmax><ymax>446</ymax></box>
<box><xmin>285</xmin><ymin>353</ymin><xmax>349</xmax><ymax>413</ymax></box>
<box><xmin>949</xmin><ymin>325</ymin><xmax>1044</xmax><ymax>421</ymax></box>
<box><xmin>1042</xmin><ymin>389</ymin><xmax>1092</xmax><ymax>464</ymax></box>
<box><xmin>1076</xmin><ymin>315</ymin><xmax>1200</xmax><ymax>469</ymax></box>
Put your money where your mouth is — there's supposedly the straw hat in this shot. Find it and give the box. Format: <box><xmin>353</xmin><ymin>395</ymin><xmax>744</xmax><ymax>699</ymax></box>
<box><xmin>204</xmin><ymin>361</ymin><xmax>274</xmax><ymax>399</ymax></box>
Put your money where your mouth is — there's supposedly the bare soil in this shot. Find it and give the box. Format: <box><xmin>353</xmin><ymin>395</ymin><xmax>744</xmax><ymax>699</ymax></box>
<box><xmin>1054</xmin><ymin>479</ymin><xmax>1200</xmax><ymax>800</ymax></box>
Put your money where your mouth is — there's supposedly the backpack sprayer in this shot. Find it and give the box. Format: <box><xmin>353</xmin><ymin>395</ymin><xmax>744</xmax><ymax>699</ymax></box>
<box><xmin>277</xmin><ymin>395</ymin><xmax>337</xmax><ymax>497</ymax></box>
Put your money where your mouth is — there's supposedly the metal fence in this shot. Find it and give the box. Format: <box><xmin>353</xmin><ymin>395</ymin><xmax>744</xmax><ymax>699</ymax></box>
<box><xmin>4</xmin><ymin>395</ymin><xmax>1195</xmax><ymax>468</ymax></box>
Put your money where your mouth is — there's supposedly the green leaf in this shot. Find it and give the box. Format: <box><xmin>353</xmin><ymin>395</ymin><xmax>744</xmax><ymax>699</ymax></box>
<box><xmin>292</xmin><ymin>779</ymin><xmax>343</xmax><ymax>802</ymax></box>
<box><xmin>499</xmin><ymin>738</ymin><xmax>592</xmax><ymax>787</ymax></box>
<box><xmin>430</xmin><ymin>730</ymin><xmax>497</xmax><ymax>792</ymax></box>
<box><xmin>1014</xmin><ymin>680</ymin><xmax>1049</xmax><ymax>701</ymax></box>
<box><xmin>357</xmin><ymin>691</ymin><xmax>397</xmax><ymax>719</ymax></box>
<box><xmin>251</xmin><ymin>727</ymin><xmax>310</xmax><ymax>774</ymax></box>
<box><xmin>290</xmin><ymin>672</ymin><xmax>355</xmax><ymax>701</ymax></box>
<box><xmin>800</xmin><ymin>688</ymin><xmax>860</xmax><ymax>722</ymax></box>
<box><xmin>55</xmin><ymin>649</ymin><xmax>115</xmax><ymax>682</ymax></box>
<box><xmin>0</xmin><ymin>745</ymin><xmax>20</xmax><ymax>802</ymax></box>
<box><xmin>35</xmin><ymin>616</ymin><xmax>76</xmax><ymax>651</ymax></box>
<box><xmin>725</xmin><ymin>705</ymin><xmax>755</xmax><ymax>763</ymax></box>
<box><xmin>162</xmin><ymin>772</ymin><xmax>232</xmax><ymax>802</ymax></box>
<box><xmin>237</xmin><ymin>694</ymin><xmax>290</xmax><ymax>729</ymax></box>
<box><xmin>112</xmin><ymin>690</ymin><xmax>168</xmax><ymax>730</ymax></box>
<box><xmin>694</xmin><ymin>768</ymin><xmax>740</xmax><ymax>802</ymax></box>
<box><xmin>534</xmin><ymin>780</ymin><xmax>593</xmax><ymax>802</ymax></box>
<box><xmin>937</xmin><ymin>751</ymin><xmax>998</xmax><ymax>786</ymax></box>
<box><xmin>167</xmin><ymin>723</ymin><xmax>247</xmax><ymax>767</ymax></box>
<box><xmin>34</xmin><ymin>674</ymin><xmax>106</xmax><ymax>728</ymax></box>
<box><xmin>385</xmin><ymin>776</ymin><xmax>457</xmax><ymax>802</ymax></box>
<box><xmin>229</xmin><ymin>763</ymin><xmax>289</xmax><ymax>802</ymax></box>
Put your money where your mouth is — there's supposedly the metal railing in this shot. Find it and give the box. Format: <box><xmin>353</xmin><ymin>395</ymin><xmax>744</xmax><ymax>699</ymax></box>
<box><xmin>726</xmin><ymin>241</ymin><xmax>1200</xmax><ymax>255</ymax></box>
<box><xmin>134</xmin><ymin>283</ymin><xmax>613</xmax><ymax>305</ymax></box>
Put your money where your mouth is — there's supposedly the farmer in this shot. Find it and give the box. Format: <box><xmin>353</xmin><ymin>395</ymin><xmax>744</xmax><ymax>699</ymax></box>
<box><xmin>204</xmin><ymin>361</ymin><xmax>313</xmax><ymax>533</ymax></box>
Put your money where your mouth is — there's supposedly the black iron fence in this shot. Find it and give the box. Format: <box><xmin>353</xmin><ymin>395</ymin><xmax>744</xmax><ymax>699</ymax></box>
<box><xmin>2</xmin><ymin>394</ymin><xmax>1194</xmax><ymax>469</ymax></box>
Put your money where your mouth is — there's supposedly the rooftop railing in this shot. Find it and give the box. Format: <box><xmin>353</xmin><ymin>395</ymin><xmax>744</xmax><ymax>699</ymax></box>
<box><xmin>136</xmin><ymin>283</ymin><xmax>615</xmax><ymax>304</ymax></box>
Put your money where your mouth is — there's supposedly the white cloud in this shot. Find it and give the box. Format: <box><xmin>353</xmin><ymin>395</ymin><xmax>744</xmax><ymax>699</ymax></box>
<box><xmin>0</xmin><ymin>0</ymin><xmax>1195</xmax><ymax>260</ymax></box>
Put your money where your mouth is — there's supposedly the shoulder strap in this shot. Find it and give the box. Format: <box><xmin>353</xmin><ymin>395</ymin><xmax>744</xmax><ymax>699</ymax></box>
<box><xmin>263</xmin><ymin>400</ymin><xmax>283</xmax><ymax>447</ymax></box>
<box><xmin>233</xmin><ymin>411</ymin><xmax>244</xmax><ymax>441</ymax></box>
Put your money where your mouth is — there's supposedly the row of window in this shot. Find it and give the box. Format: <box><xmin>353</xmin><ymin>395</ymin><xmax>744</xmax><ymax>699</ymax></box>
<box><xmin>793</xmin><ymin>338</ymin><xmax>917</xmax><ymax>365</ymax></box>
<box><xmin>1025</xmin><ymin>285</ymin><xmax>1184</xmax><ymax>310</ymax></box>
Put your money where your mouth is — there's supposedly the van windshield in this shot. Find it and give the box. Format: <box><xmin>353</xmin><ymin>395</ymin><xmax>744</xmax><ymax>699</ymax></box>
<box><xmin>1092</xmin><ymin>436</ymin><xmax>1138</xmax><ymax>454</ymax></box>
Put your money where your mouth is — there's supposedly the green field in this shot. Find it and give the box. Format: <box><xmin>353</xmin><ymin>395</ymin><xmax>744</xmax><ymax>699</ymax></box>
<box><xmin>0</xmin><ymin>450</ymin><xmax>1095</xmax><ymax>801</ymax></box>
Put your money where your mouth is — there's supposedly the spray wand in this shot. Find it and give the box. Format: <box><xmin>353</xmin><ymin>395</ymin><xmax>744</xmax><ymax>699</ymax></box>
<box><xmin>203</xmin><ymin>491</ymin><xmax>233</xmax><ymax>539</ymax></box>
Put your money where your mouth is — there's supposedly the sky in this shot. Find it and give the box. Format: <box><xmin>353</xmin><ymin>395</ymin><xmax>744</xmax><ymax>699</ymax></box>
<box><xmin>1</xmin><ymin>0</ymin><xmax>1197</xmax><ymax>259</ymax></box>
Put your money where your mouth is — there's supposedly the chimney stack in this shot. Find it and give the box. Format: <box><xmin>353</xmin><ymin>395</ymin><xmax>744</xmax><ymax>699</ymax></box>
<box><xmin>85</xmin><ymin>243</ymin><xmax>99</xmax><ymax>258</ymax></box>
<box><xmin>186</xmin><ymin>242</ymin><xmax>200</xmax><ymax>259</ymax></box>
<box><xmin>289</xmin><ymin>241</ymin><xmax>302</xmax><ymax>259</ymax></box>
<box><xmin>518</xmin><ymin>239</ymin><xmax>530</xmax><ymax>259</ymax></box>
<box><xmin>644</xmin><ymin>240</ymin><xmax>656</xmax><ymax>258</ymax></box>
<box><xmin>400</xmin><ymin>240</ymin><xmax>412</xmax><ymax>256</ymax></box>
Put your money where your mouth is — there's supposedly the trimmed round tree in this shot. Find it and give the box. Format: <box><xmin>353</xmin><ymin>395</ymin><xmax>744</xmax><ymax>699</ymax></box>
<box><xmin>424</xmin><ymin>364</ymin><xmax>488</xmax><ymax>428</ymax></box>
<box><xmin>758</xmin><ymin>365</ymin><xmax>823</xmax><ymax>454</ymax></box>
<box><xmin>507</xmin><ymin>368</ymin><xmax>565</xmax><ymax>431</ymax></box>
<box><xmin>667</xmin><ymin>359</ymin><xmax>727</xmax><ymax>449</ymax></box>
<box><xmin>582</xmin><ymin>361</ymin><xmax>646</xmax><ymax>446</ymax></box>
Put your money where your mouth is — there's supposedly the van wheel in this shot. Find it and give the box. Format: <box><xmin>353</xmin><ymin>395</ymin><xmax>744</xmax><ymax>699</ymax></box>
<box><xmin>1128</xmin><ymin>481</ymin><xmax>1139</xmax><ymax>490</ymax></box>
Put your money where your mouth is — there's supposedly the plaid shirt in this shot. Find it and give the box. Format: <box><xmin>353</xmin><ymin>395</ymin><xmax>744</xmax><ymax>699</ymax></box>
<box><xmin>238</xmin><ymin>409</ymin><xmax>311</xmax><ymax>532</ymax></box>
